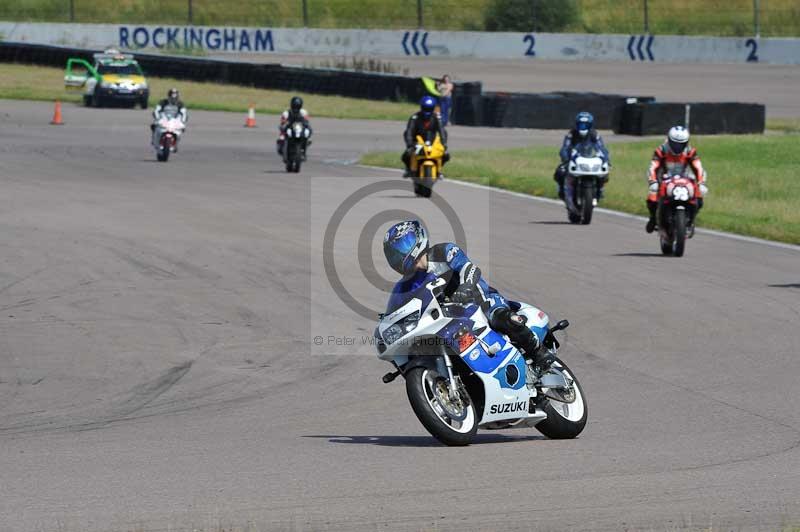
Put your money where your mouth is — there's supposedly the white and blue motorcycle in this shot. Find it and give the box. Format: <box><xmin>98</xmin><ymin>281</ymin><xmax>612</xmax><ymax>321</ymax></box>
<box><xmin>565</xmin><ymin>141</ymin><xmax>609</xmax><ymax>225</ymax></box>
<box><xmin>375</xmin><ymin>274</ymin><xmax>587</xmax><ymax>446</ymax></box>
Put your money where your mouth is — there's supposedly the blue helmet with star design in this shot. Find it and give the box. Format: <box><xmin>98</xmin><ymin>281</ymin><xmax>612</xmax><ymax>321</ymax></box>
<box><xmin>383</xmin><ymin>220</ymin><xmax>429</xmax><ymax>276</ymax></box>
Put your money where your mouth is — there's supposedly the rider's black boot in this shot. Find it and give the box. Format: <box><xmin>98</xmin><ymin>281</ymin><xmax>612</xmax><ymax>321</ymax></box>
<box><xmin>645</xmin><ymin>200</ymin><xmax>658</xmax><ymax>233</ymax></box>
<box><xmin>491</xmin><ymin>308</ymin><xmax>551</xmax><ymax>369</ymax></box>
<box><xmin>401</xmin><ymin>150</ymin><xmax>412</xmax><ymax>178</ymax></box>
<box><xmin>596</xmin><ymin>179</ymin><xmax>607</xmax><ymax>201</ymax></box>
<box><xmin>688</xmin><ymin>198</ymin><xmax>703</xmax><ymax>237</ymax></box>
<box><xmin>554</xmin><ymin>166</ymin><xmax>566</xmax><ymax>200</ymax></box>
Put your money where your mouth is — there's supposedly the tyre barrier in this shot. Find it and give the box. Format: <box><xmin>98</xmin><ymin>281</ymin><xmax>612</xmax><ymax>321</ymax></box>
<box><xmin>618</xmin><ymin>102</ymin><xmax>766</xmax><ymax>135</ymax></box>
<box><xmin>0</xmin><ymin>41</ymin><xmax>429</xmax><ymax>103</ymax></box>
<box><xmin>453</xmin><ymin>91</ymin><xmax>655</xmax><ymax>131</ymax></box>
<box><xmin>1</xmin><ymin>42</ymin><xmax>765</xmax><ymax>134</ymax></box>
<box><xmin>452</xmin><ymin>90</ymin><xmax>764</xmax><ymax>134</ymax></box>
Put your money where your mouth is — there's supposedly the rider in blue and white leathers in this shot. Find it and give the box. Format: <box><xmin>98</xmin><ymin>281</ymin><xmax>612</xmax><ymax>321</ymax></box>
<box><xmin>383</xmin><ymin>220</ymin><xmax>552</xmax><ymax>368</ymax></box>
<box><xmin>554</xmin><ymin>111</ymin><xmax>610</xmax><ymax>200</ymax></box>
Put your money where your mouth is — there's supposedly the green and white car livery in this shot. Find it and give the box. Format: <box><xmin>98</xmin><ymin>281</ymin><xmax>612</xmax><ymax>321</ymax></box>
<box><xmin>65</xmin><ymin>49</ymin><xmax>149</xmax><ymax>108</ymax></box>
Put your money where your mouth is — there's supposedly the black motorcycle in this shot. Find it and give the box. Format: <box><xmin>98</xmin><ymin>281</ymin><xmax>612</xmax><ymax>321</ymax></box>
<box><xmin>283</xmin><ymin>120</ymin><xmax>311</xmax><ymax>173</ymax></box>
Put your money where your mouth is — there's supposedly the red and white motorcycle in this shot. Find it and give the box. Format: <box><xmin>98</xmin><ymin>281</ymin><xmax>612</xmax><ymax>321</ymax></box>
<box><xmin>152</xmin><ymin>112</ymin><xmax>185</xmax><ymax>162</ymax></box>
<box><xmin>656</xmin><ymin>173</ymin><xmax>698</xmax><ymax>257</ymax></box>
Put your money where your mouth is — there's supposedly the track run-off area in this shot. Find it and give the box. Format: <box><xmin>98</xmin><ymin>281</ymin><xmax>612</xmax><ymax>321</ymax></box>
<box><xmin>0</xmin><ymin>96</ymin><xmax>798</xmax><ymax>531</ymax></box>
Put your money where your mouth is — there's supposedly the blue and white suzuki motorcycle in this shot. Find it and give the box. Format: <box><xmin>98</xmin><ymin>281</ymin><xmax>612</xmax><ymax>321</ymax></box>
<box><xmin>565</xmin><ymin>140</ymin><xmax>609</xmax><ymax>225</ymax></box>
<box><xmin>375</xmin><ymin>273</ymin><xmax>587</xmax><ymax>446</ymax></box>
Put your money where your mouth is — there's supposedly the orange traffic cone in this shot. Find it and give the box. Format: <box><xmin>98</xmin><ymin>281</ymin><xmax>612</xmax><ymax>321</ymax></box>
<box><xmin>244</xmin><ymin>104</ymin><xmax>257</xmax><ymax>128</ymax></box>
<box><xmin>50</xmin><ymin>100</ymin><xmax>64</xmax><ymax>125</ymax></box>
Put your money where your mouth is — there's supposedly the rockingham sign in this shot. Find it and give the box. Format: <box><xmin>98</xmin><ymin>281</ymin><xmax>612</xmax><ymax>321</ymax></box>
<box><xmin>118</xmin><ymin>26</ymin><xmax>274</xmax><ymax>51</ymax></box>
<box><xmin>2</xmin><ymin>22</ymin><xmax>799</xmax><ymax>64</ymax></box>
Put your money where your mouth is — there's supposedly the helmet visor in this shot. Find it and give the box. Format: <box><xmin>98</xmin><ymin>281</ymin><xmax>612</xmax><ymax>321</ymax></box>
<box><xmin>385</xmin><ymin>231</ymin><xmax>419</xmax><ymax>274</ymax></box>
<box><xmin>669</xmin><ymin>139</ymin><xmax>687</xmax><ymax>154</ymax></box>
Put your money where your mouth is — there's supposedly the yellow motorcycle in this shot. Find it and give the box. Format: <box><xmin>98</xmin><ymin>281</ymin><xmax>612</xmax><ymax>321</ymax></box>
<box><xmin>411</xmin><ymin>133</ymin><xmax>445</xmax><ymax>198</ymax></box>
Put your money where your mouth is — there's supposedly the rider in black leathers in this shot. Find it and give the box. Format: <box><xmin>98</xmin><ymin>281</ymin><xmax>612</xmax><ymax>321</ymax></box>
<box><xmin>151</xmin><ymin>88</ymin><xmax>187</xmax><ymax>148</ymax></box>
<box><xmin>276</xmin><ymin>96</ymin><xmax>312</xmax><ymax>160</ymax></box>
<box><xmin>401</xmin><ymin>95</ymin><xmax>449</xmax><ymax>177</ymax></box>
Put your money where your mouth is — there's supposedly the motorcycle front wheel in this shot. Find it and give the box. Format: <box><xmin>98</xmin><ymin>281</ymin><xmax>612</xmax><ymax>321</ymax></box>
<box><xmin>405</xmin><ymin>366</ymin><xmax>478</xmax><ymax>446</ymax></box>
<box><xmin>659</xmin><ymin>208</ymin><xmax>673</xmax><ymax>255</ymax></box>
<box><xmin>535</xmin><ymin>358</ymin><xmax>588</xmax><ymax>439</ymax></box>
<box><xmin>413</xmin><ymin>182</ymin><xmax>432</xmax><ymax>198</ymax></box>
<box><xmin>673</xmin><ymin>208</ymin><xmax>687</xmax><ymax>257</ymax></box>
<box><xmin>580</xmin><ymin>183</ymin><xmax>595</xmax><ymax>225</ymax></box>
<box><xmin>286</xmin><ymin>144</ymin><xmax>301</xmax><ymax>173</ymax></box>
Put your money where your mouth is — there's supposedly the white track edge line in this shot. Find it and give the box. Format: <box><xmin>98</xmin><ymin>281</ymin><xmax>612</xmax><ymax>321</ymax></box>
<box><xmin>355</xmin><ymin>163</ymin><xmax>800</xmax><ymax>253</ymax></box>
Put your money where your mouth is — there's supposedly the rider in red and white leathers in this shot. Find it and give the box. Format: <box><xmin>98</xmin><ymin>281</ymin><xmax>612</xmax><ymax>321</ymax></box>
<box><xmin>645</xmin><ymin>126</ymin><xmax>708</xmax><ymax>233</ymax></box>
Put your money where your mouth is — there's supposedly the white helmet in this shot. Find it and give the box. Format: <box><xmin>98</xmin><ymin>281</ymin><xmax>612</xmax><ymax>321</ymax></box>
<box><xmin>667</xmin><ymin>125</ymin><xmax>690</xmax><ymax>154</ymax></box>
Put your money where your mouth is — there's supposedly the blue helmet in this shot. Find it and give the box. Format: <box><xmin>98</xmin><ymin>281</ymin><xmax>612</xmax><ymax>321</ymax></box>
<box><xmin>383</xmin><ymin>220</ymin><xmax>429</xmax><ymax>276</ymax></box>
<box><xmin>575</xmin><ymin>111</ymin><xmax>594</xmax><ymax>137</ymax></box>
<box><xmin>419</xmin><ymin>96</ymin><xmax>436</xmax><ymax>120</ymax></box>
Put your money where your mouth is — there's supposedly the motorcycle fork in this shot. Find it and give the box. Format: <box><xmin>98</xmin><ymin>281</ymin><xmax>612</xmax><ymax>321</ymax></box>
<box><xmin>437</xmin><ymin>345</ymin><xmax>459</xmax><ymax>401</ymax></box>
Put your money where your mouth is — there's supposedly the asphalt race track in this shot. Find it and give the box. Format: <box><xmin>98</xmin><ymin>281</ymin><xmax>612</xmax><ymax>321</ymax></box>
<box><xmin>1</xmin><ymin>99</ymin><xmax>799</xmax><ymax>531</ymax></box>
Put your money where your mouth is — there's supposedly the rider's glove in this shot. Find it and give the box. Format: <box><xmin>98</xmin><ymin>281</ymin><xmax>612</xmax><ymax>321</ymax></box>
<box><xmin>648</xmin><ymin>181</ymin><xmax>659</xmax><ymax>194</ymax></box>
<box><xmin>699</xmin><ymin>183</ymin><xmax>708</xmax><ymax>196</ymax></box>
<box><xmin>451</xmin><ymin>284</ymin><xmax>478</xmax><ymax>305</ymax></box>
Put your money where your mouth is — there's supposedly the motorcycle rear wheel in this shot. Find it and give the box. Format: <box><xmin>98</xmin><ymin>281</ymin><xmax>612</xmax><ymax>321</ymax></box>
<box><xmin>535</xmin><ymin>358</ymin><xmax>588</xmax><ymax>440</ymax></box>
<box><xmin>157</xmin><ymin>148</ymin><xmax>169</xmax><ymax>162</ymax></box>
<box><xmin>405</xmin><ymin>366</ymin><xmax>478</xmax><ymax>446</ymax></box>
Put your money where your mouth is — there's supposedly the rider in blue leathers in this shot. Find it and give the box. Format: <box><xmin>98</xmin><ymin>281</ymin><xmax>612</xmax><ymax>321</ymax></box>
<box><xmin>383</xmin><ymin>220</ymin><xmax>552</xmax><ymax>369</ymax></box>
<box><xmin>554</xmin><ymin>112</ymin><xmax>610</xmax><ymax>200</ymax></box>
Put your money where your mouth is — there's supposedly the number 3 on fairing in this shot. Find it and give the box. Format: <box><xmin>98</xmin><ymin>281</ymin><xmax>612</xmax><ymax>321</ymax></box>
<box><xmin>745</xmin><ymin>38</ymin><xmax>759</xmax><ymax>62</ymax></box>
<box><xmin>523</xmin><ymin>34</ymin><xmax>536</xmax><ymax>57</ymax></box>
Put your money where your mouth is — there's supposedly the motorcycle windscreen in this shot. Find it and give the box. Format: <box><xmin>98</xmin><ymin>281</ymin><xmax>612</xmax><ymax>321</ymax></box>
<box><xmin>574</xmin><ymin>142</ymin><xmax>599</xmax><ymax>158</ymax></box>
<box><xmin>386</xmin><ymin>271</ymin><xmax>438</xmax><ymax>314</ymax></box>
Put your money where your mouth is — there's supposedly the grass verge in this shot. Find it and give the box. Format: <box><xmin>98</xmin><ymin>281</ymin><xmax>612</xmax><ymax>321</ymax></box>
<box><xmin>0</xmin><ymin>63</ymin><xmax>416</xmax><ymax>121</ymax></box>
<box><xmin>1</xmin><ymin>0</ymin><xmax>798</xmax><ymax>36</ymax></box>
<box><xmin>362</xmin><ymin>135</ymin><xmax>800</xmax><ymax>245</ymax></box>
<box><xmin>766</xmin><ymin>118</ymin><xmax>800</xmax><ymax>135</ymax></box>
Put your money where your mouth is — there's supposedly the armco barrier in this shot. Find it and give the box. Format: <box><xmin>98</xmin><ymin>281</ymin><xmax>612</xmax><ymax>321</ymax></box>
<box><xmin>619</xmin><ymin>102</ymin><xmax>765</xmax><ymax>135</ymax></box>
<box><xmin>3</xmin><ymin>22</ymin><xmax>800</xmax><ymax>64</ymax></box>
